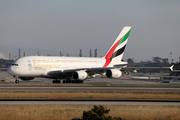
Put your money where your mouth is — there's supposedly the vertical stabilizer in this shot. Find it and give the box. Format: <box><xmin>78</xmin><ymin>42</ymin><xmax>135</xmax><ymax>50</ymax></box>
<box><xmin>103</xmin><ymin>26</ymin><xmax>132</xmax><ymax>67</ymax></box>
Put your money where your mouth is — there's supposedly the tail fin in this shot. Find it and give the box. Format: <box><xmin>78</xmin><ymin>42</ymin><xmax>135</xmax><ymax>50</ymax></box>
<box><xmin>103</xmin><ymin>26</ymin><xmax>132</xmax><ymax>67</ymax></box>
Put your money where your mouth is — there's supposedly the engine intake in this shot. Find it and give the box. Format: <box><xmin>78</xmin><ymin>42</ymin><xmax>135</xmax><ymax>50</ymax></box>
<box><xmin>72</xmin><ymin>71</ymin><xmax>88</xmax><ymax>80</ymax></box>
<box><xmin>106</xmin><ymin>69</ymin><xmax>122</xmax><ymax>78</ymax></box>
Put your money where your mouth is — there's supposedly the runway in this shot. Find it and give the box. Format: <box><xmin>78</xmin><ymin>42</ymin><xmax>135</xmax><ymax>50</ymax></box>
<box><xmin>0</xmin><ymin>86</ymin><xmax>180</xmax><ymax>92</ymax></box>
<box><xmin>0</xmin><ymin>72</ymin><xmax>180</xmax><ymax>106</ymax></box>
<box><xmin>0</xmin><ymin>99</ymin><xmax>180</xmax><ymax>106</ymax></box>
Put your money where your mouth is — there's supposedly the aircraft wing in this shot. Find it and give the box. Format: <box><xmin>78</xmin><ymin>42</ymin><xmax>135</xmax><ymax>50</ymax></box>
<box><xmin>133</xmin><ymin>75</ymin><xmax>180</xmax><ymax>80</ymax></box>
<box><xmin>122</xmin><ymin>66</ymin><xmax>172</xmax><ymax>70</ymax></box>
<box><xmin>120</xmin><ymin>66</ymin><xmax>173</xmax><ymax>73</ymax></box>
<box><xmin>114</xmin><ymin>62</ymin><xmax>156</xmax><ymax>67</ymax></box>
<box><xmin>47</xmin><ymin>65</ymin><xmax>172</xmax><ymax>78</ymax></box>
<box><xmin>172</xmin><ymin>70</ymin><xmax>180</xmax><ymax>72</ymax></box>
<box><xmin>47</xmin><ymin>67</ymin><xmax>115</xmax><ymax>78</ymax></box>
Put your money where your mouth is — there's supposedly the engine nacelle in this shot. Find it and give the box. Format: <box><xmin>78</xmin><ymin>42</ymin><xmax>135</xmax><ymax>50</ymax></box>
<box><xmin>106</xmin><ymin>69</ymin><xmax>122</xmax><ymax>78</ymax></box>
<box><xmin>19</xmin><ymin>77</ymin><xmax>35</xmax><ymax>81</ymax></box>
<box><xmin>72</xmin><ymin>71</ymin><xmax>88</xmax><ymax>80</ymax></box>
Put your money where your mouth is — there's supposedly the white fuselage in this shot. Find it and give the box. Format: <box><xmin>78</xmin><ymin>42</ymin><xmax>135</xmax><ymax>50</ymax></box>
<box><xmin>7</xmin><ymin>26</ymin><xmax>132</xmax><ymax>82</ymax></box>
<box><xmin>7</xmin><ymin>56</ymin><xmax>108</xmax><ymax>77</ymax></box>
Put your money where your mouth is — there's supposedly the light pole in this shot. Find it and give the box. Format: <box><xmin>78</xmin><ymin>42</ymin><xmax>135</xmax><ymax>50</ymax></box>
<box><xmin>170</xmin><ymin>52</ymin><xmax>172</xmax><ymax>63</ymax></box>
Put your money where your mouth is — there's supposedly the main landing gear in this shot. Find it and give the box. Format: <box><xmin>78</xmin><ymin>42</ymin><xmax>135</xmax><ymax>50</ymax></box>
<box><xmin>63</xmin><ymin>79</ymin><xmax>83</xmax><ymax>84</ymax></box>
<box><xmin>52</xmin><ymin>79</ymin><xmax>84</xmax><ymax>84</ymax></box>
<box><xmin>52</xmin><ymin>79</ymin><xmax>61</xmax><ymax>83</ymax></box>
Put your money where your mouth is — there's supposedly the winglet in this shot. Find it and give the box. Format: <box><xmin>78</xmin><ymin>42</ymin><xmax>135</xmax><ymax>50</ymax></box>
<box><xmin>169</xmin><ymin>65</ymin><xmax>174</xmax><ymax>71</ymax></box>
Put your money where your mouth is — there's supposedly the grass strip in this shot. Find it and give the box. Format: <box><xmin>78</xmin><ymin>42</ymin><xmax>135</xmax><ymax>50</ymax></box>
<box><xmin>0</xmin><ymin>105</ymin><xmax>179</xmax><ymax>120</ymax></box>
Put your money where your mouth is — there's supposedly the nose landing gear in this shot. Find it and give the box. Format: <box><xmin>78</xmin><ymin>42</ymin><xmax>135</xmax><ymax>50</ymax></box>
<box><xmin>14</xmin><ymin>76</ymin><xmax>19</xmax><ymax>83</ymax></box>
<box><xmin>15</xmin><ymin>79</ymin><xmax>19</xmax><ymax>83</ymax></box>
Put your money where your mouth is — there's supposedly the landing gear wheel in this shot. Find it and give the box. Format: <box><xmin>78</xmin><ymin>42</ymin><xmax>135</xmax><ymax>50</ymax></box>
<box><xmin>52</xmin><ymin>79</ymin><xmax>60</xmax><ymax>83</ymax></box>
<box><xmin>52</xmin><ymin>80</ymin><xmax>55</xmax><ymax>83</ymax></box>
<box><xmin>15</xmin><ymin>80</ymin><xmax>19</xmax><ymax>83</ymax></box>
<box><xmin>57</xmin><ymin>80</ymin><xmax>60</xmax><ymax>83</ymax></box>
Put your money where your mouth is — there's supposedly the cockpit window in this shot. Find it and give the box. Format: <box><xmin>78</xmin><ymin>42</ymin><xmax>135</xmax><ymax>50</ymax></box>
<box><xmin>12</xmin><ymin>64</ymin><xmax>18</xmax><ymax>66</ymax></box>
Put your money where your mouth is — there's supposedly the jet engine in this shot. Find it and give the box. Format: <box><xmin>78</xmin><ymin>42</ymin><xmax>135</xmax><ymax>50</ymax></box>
<box><xmin>18</xmin><ymin>77</ymin><xmax>35</xmax><ymax>81</ymax></box>
<box><xmin>106</xmin><ymin>69</ymin><xmax>122</xmax><ymax>78</ymax></box>
<box><xmin>72</xmin><ymin>71</ymin><xmax>88</xmax><ymax>80</ymax></box>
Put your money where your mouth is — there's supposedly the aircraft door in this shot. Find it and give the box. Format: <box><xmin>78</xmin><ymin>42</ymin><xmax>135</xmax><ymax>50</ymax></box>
<box><xmin>23</xmin><ymin>64</ymin><xmax>28</xmax><ymax>71</ymax></box>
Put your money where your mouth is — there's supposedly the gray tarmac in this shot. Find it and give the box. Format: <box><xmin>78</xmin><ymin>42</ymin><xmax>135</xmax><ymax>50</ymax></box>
<box><xmin>0</xmin><ymin>71</ymin><xmax>175</xmax><ymax>85</ymax></box>
<box><xmin>0</xmin><ymin>71</ymin><xmax>180</xmax><ymax>92</ymax></box>
<box><xmin>1</xmin><ymin>71</ymin><xmax>180</xmax><ymax>106</ymax></box>
<box><xmin>0</xmin><ymin>71</ymin><xmax>180</xmax><ymax>93</ymax></box>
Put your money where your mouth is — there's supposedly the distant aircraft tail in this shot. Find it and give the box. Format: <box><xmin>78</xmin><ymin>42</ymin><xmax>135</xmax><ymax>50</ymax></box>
<box><xmin>103</xmin><ymin>26</ymin><xmax>132</xmax><ymax>67</ymax></box>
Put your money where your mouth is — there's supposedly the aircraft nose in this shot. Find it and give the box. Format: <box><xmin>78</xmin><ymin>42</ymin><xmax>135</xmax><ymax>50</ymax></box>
<box><xmin>7</xmin><ymin>66</ymin><xmax>14</xmax><ymax>75</ymax></box>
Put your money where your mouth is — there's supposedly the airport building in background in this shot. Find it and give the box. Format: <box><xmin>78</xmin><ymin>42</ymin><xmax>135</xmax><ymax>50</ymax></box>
<box><xmin>94</xmin><ymin>48</ymin><xmax>98</xmax><ymax>57</ymax></box>
<box><xmin>79</xmin><ymin>49</ymin><xmax>82</xmax><ymax>57</ymax></box>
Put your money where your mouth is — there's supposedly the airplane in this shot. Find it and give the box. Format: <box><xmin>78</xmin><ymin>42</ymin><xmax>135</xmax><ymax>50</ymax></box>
<box><xmin>7</xmin><ymin>26</ymin><xmax>171</xmax><ymax>83</ymax></box>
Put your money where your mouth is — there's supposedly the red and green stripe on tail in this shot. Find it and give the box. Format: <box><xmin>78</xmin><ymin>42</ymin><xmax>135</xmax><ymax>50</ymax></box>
<box><xmin>103</xmin><ymin>27</ymin><xmax>131</xmax><ymax>67</ymax></box>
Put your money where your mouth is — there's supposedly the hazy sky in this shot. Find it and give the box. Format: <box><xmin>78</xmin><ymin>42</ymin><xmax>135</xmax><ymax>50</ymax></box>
<box><xmin>0</xmin><ymin>0</ymin><xmax>180</xmax><ymax>62</ymax></box>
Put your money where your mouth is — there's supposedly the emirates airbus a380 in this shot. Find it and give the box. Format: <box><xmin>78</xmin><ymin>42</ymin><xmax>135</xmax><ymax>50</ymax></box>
<box><xmin>8</xmin><ymin>26</ymin><xmax>133</xmax><ymax>83</ymax></box>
